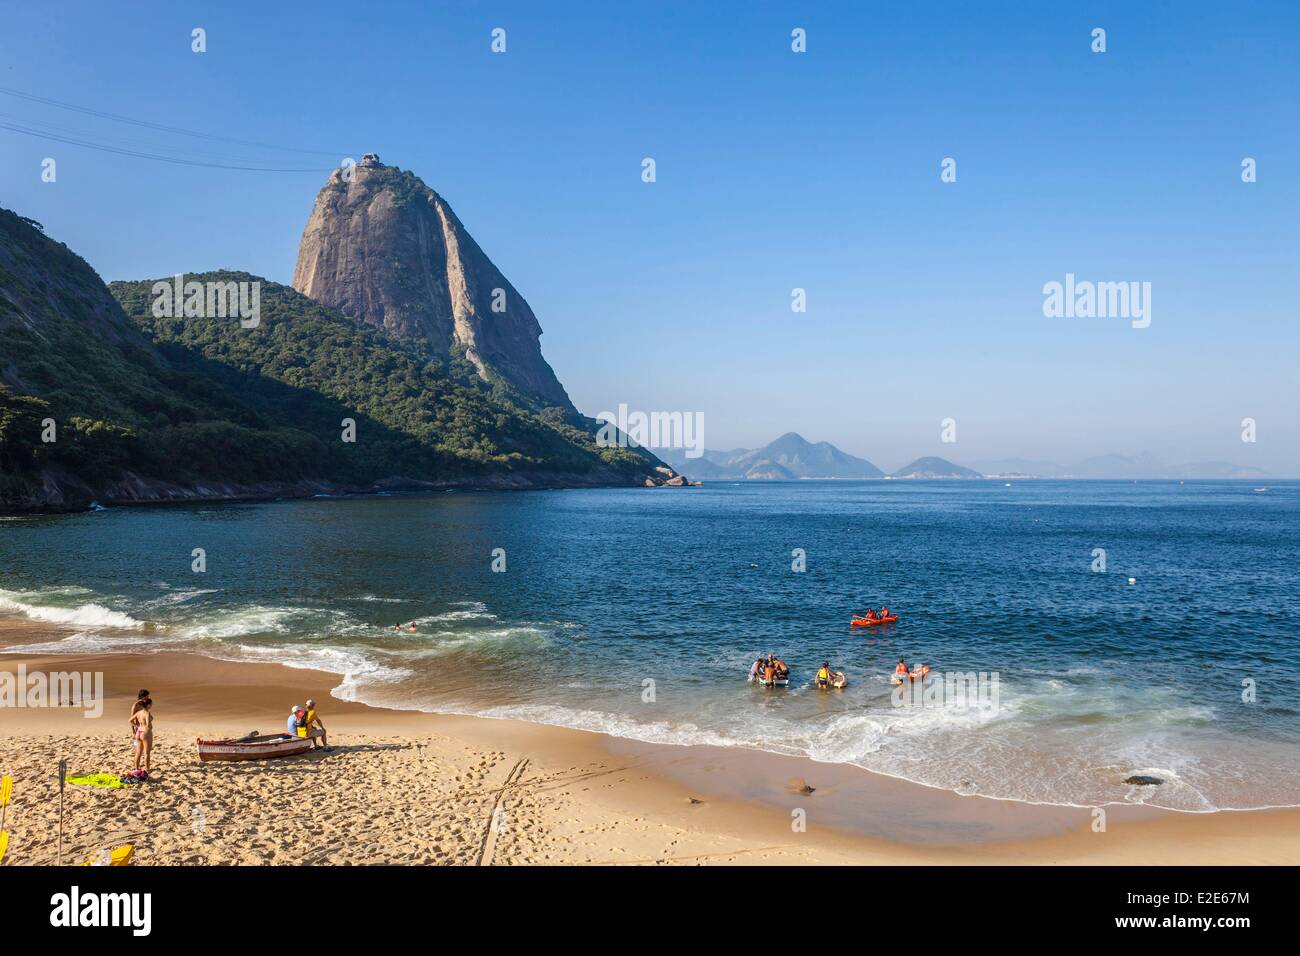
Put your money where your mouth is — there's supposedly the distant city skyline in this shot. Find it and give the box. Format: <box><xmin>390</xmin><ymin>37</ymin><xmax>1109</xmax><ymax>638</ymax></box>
<box><xmin>2</xmin><ymin>2</ymin><xmax>1296</xmax><ymax>472</ymax></box>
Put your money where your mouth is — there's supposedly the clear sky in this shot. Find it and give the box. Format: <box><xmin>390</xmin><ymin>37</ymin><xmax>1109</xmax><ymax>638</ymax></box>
<box><xmin>2</xmin><ymin>1</ymin><xmax>1296</xmax><ymax>472</ymax></box>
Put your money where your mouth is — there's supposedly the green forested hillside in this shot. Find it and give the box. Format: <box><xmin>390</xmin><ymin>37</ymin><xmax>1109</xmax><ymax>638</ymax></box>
<box><xmin>0</xmin><ymin>208</ymin><xmax>659</xmax><ymax>510</ymax></box>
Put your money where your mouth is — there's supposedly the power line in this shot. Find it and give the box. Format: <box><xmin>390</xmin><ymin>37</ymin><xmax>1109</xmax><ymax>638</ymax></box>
<box><xmin>0</xmin><ymin>120</ymin><xmax>337</xmax><ymax>172</ymax></box>
<box><xmin>0</xmin><ymin>110</ymin><xmax>312</xmax><ymax>165</ymax></box>
<box><xmin>0</xmin><ymin>85</ymin><xmax>347</xmax><ymax>158</ymax></box>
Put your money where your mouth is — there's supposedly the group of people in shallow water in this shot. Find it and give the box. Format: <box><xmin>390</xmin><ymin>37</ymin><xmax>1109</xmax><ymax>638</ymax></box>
<box><xmin>748</xmin><ymin>654</ymin><xmax>932</xmax><ymax>688</ymax></box>
<box><xmin>392</xmin><ymin>622</ymin><xmax>419</xmax><ymax>633</ymax></box>
<box><xmin>748</xmin><ymin>653</ymin><xmax>790</xmax><ymax>684</ymax></box>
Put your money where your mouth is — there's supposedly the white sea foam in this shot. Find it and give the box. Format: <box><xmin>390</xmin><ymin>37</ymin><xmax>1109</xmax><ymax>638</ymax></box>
<box><xmin>0</xmin><ymin>631</ymin><xmax>184</xmax><ymax>655</ymax></box>
<box><xmin>178</xmin><ymin>605</ymin><xmax>308</xmax><ymax>640</ymax></box>
<box><xmin>144</xmin><ymin>588</ymin><xmax>220</xmax><ymax>608</ymax></box>
<box><xmin>219</xmin><ymin>642</ymin><xmax>411</xmax><ymax>700</ymax></box>
<box><xmin>415</xmin><ymin>609</ymin><xmax>496</xmax><ymax>623</ymax></box>
<box><xmin>0</xmin><ymin>589</ymin><xmax>143</xmax><ymax>629</ymax></box>
<box><xmin>452</xmin><ymin>703</ymin><xmax>743</xmax><ymax>750</ymax></box>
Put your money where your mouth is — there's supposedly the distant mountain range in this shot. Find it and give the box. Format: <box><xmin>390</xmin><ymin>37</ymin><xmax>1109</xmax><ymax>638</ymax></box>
<box><xmin>657</xmin><ymin>435</ymin><xmax>979</xmax><ymax>480</ymax></box>
<box><xmin>658</xmin><ymin>435</ymin><xmax>1268</xmax><ymax>481</ymax></box>
<box><xmin>656</xmin><ymin>432</ymin><xmax>883</xmax><ymax>480</ymax></box>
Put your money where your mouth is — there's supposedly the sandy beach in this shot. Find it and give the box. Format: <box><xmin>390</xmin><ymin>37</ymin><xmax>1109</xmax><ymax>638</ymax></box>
<box><xmin>1</xmin><ymin>620</ymin><xmax>1297</xmax><ymax>866</ymax></box>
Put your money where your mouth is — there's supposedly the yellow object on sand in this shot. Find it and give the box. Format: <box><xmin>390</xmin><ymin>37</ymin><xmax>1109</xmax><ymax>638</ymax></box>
<box><xmin>65</xmin><ymin>773</ymin><xmax>123</xmax><ymax>789</ymax></box>
<box><xmin>82</xmin><ymin>844</ymin><xmax>134</xmax><ymax>866</ymax></box>
<box><xmin>0</xmin><ymin>775</ymin><xmax>11</xmax><ymax>807</ymax></box>
<box><xmin>0</xmin><ymin>829</ymin><xmax>9</xmax><ymax>864</ymax></box>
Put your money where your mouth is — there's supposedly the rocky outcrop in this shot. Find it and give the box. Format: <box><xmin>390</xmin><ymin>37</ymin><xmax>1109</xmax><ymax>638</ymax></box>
<box><xmin>292</xmin><ymin>155</ymin><xmax>573</xmax><ymax>410</ymax></box>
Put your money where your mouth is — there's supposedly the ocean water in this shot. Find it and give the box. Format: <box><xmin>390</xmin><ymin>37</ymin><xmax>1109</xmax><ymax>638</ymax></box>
<box><xmin>2</xmin><ymin>480</ymin><xmax>1298</xmax><ymax>812</ymax></box>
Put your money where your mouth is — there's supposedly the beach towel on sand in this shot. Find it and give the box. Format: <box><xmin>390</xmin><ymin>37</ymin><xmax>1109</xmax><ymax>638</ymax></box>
<box><xmin>65</xmin><ymin>773</ymin><xmax>123</xmax><ymax>789</ymax></box>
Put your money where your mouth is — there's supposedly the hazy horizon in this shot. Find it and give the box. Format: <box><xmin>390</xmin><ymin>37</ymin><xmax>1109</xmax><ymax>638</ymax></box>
<box><xmin>652</xmin><ymin>430</ymin><xmax>1291</xmax><ymax>478</ymax></box>
<box><xmin>2</xmin><ymin>1</ymin><xmax>1296</xmax><ymax>472</ymax></box>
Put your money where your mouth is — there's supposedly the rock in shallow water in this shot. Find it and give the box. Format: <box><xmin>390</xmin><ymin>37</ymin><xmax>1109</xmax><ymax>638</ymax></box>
<box><xmin>1124</xmin><ymin>775</ymin><xmax>1164</xmax><ymax>786</ymax></box>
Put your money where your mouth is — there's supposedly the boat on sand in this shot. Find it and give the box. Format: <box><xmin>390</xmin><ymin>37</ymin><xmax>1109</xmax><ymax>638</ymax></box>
<box><xmin>196</xmin><ymin>733</ymin><xmax>313</xmax><ymax>762</ymax></box>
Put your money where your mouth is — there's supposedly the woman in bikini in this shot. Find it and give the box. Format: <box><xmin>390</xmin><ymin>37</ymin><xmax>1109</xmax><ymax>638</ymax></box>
<box><xmin>130</xmin><ymin>697</ymin><xmax>154</xmax><ymax>776</ymax></box>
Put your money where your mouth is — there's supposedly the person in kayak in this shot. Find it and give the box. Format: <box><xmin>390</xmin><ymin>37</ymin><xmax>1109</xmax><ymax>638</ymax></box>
<box><xmin>815</xmin><ymin>661</ymin><xmax>832</xmax><ymax>688</ymax></box>
<box><xmin>879</xmin><ymin>606</ymin><xmax>891</xmax><ymax>619</ymax></box>
<box><xmin>863</xmin><ymin>609</ymin><xmax>878</xmax><ymax>622</ymax></box>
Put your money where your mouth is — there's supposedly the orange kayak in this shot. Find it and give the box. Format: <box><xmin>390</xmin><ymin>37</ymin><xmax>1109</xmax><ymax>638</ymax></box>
<box><xmin>851</xmin><ymin>615</ymin><xmax>898</xmax><ymax>627</ymax></box>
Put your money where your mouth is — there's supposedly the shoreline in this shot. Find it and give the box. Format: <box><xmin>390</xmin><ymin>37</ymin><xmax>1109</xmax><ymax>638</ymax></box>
<box><xmin>0</xmin><ymin>469</ymin><xmax>691</xmax><ymax>517</ymax></box>
<box><xmin>2</xmin><ymin>622</ymin><xmax>1298</xmax><ymax>865</ymax></box>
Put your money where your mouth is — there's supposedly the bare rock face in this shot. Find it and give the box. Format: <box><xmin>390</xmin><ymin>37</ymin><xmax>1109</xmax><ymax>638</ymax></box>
<box><xmin>293</xmin><ymin>155</ymin><xmax>574</xmax><ymax>410</ymax></box>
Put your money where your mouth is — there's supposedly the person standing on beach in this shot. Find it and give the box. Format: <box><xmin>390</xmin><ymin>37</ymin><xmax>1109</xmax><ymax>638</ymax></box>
<box><xmin>304</xmin><ymin>699</ymin><xmax>331</xmax><ymax>752</ymax></box>
<box><xmin>130</xmin><ymin>688</ymin><xmax>150</xmax><ymax>718</ymax></box>
<box><xmin>130</xmin><ymin>698</ymin><xmax>154</xmax><ymax>775</ymax></box>
<box><xmin>129</xmin><ymin>689</ymin><xmax>149</xmax><ymax>751</ymax></box>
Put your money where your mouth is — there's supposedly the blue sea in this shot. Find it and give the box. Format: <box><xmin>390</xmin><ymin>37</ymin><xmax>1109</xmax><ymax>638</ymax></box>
<box><xmin>2</xmin><ymin>480</ymin><xmax>1298</xmax><ymax>812</ymax></box>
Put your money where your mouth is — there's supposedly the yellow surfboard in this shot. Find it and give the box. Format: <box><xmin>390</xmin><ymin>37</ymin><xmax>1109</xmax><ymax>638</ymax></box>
<box><xmin>82</xmin><ymin>844</ymin><xmax>134</xmax><ymax>866</ymax></box>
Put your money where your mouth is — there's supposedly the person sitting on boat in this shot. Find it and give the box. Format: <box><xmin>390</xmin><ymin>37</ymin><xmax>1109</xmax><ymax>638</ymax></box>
<box><xmin>303</xmin><ymin>698</ymin><xmax>331</xmax><ymax>752</ymax></box>
<box><xmin>289</xmin><ymin>705</ymin><xmax>307</xmax><ymax>737</ymax></box>
<box><xmin>816</xmin><ymin>662</ymin><xmax>832</xmax><ymax>688</ymax></box>
<box><xmin>879</xmin><ymin>606</ymin><xmax>890</xmax><ymax>619</ymax></box>
<box><xmin>772</xmin><ymin>656</ymin><xmax>789</xmax><ymax>679</ymax></box>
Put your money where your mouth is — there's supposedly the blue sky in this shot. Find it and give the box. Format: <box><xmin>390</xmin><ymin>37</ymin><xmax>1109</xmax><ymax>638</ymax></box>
<box><xmin>2</xmin><ymin>1</ymin><xmax>1297</xmax><ymax>472</ymax></box>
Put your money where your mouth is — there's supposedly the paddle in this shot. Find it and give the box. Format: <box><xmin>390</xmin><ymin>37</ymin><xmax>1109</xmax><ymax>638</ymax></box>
<box><xmin>57</xmin><ymin>758</ymin><xmax>66</xmax><ymax>866</ymax></box>
<box><xmin>0</xmin><ymin>774</ymin><xmax>10</xmax><ymax>863</ymax></box>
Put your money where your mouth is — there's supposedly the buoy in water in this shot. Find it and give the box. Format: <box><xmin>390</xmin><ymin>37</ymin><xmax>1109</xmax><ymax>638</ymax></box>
<box><xmin>1128</xmin><ymin>577</ymin><xmax>1136</xmax><ymax>585</ymax></box>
